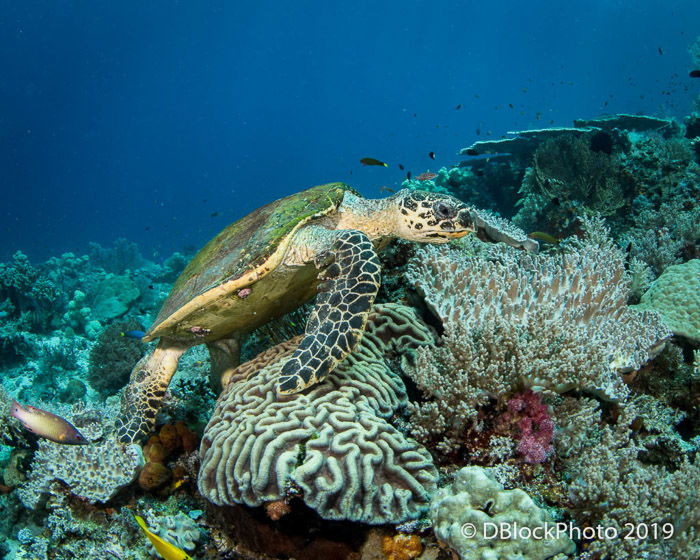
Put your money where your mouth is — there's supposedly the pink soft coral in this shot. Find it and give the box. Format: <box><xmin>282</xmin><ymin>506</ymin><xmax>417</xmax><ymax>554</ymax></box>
<box><xmin>501</xmin><ymin>390</ymin><xmax>554</xmax><ymax>464</ymax></box>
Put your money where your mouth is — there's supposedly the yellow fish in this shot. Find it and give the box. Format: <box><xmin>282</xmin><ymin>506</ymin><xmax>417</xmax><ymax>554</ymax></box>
<box><xmin>134</xmin><ymin>515</ymin><xmax>193</xmax><ymax>560</ymax></box>
<box><xmin>528</xmin><ymin>231</ymin><xmax>560</xmax><ymax>245</ymax></box>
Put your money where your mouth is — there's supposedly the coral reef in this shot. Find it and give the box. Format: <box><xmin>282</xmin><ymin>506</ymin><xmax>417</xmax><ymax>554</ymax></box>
<box><xmin>404</xmin><ymin>217</ymin><xmax>670</xmax><ymax>450</ymax></box>
<box><xmin>1</xmin><ymin>107</ymin><xmax>700</xmax><ymax>559</ymax></box>
<box><xmin>430</xmin><ymin>466</ymin><xmax>574</xmax><ymax>560</ymax></box>
<box><xmin>88</xmin><ymin>320</ymin><xmax>146</xmax><ymax>397</ymax></box>
<box><xmin>562</xmin><ymin>401</ymin><xmax>700</xmax><ymax>559</ymax></box>
<box><xmin>454</xmin><ymin>114</ymin><xmax>700</xmax><ymax>280</ymax></box>
<box><xmin>142</xmin><ymin>510</ymin><xmax>201</xmax><ymax>557</ymax></box>
<box><xmin>199</xmin><ymin>304</ymin><xmax>438</xmax><ymax>524</ymax></box>
<box><xmin>633</xmin><ymin>259</ymin><xmax>700</xmax><ymax>342</ymax></box>
<box><xmin>18</xmin><ymin>407</ymin><xmax>143</xmax><ymax>507</ymax></box>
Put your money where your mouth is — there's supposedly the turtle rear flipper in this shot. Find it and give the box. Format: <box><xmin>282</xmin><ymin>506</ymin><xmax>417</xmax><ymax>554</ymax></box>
<box><xmin>277</xmin><ymin>229</ymin><xmax>381</xmax><ymax>394</ymax></box>
<box><xmin>116</xmin><ymin>341</ymin><xmax>187</xmax><ymax>443</ymax></box>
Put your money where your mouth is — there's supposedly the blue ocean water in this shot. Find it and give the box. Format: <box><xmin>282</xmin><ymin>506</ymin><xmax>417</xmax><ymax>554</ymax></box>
<box><xmin>1</xmin><ymin>1</ymin><xmax>698</xmax><ymax>261</ymax></box>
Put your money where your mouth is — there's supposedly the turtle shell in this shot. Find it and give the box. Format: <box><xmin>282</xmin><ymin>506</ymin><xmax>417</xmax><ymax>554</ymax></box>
<box><xmin>144</xmin><ymin>182</ymin><xmax>356</xmax><ymax>342</ymax></box>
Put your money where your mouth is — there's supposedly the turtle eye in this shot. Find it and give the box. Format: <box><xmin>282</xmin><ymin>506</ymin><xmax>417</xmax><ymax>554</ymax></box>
<box><xmin>434</xmin><ymin>202</ymin><xmax>456</xmax><ymax>219</ymax></box>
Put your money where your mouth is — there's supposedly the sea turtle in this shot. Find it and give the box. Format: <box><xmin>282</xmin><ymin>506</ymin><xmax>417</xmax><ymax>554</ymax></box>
<box><xmin>116</xmin><ymin>183</ymin><xmax>537</xmax><ymax>443</ymax></box>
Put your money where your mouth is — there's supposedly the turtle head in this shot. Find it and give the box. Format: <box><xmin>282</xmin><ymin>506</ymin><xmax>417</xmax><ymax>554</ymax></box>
<box><xmin>390</xmin><ymin>189</ymin><xmax>476</xmax><ymax>243</ymax></box>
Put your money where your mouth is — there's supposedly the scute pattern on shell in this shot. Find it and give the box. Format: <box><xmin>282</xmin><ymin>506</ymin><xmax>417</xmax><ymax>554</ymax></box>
<box><xmin>198</xmin><ymin>304</ymin><xmax>438</xmax><ymax>524</ymax></box>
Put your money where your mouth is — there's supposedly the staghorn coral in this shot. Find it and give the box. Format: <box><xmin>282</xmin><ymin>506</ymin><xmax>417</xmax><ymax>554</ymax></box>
<box><xmin>405</xmin><ymin>217</ymin><xmax>671</xmax><ymax>449</ymax></box>
<box><xmin>430</xmin><ymin>466</ymin><xmax>574</xmax><ymax>560</ymax></box>
<box><xmin>565</xmin><ymin>402</ymin><xmax>700</xmax><ymax>560</ymax></box>
<box><xmin>0</xmin><ymin>251</ymin><xmax>60</xmax><ymax>333</ymax></box>
<box><xmin>198</xmin><ymin>303</ymin><xmax>438</xmax><ymax>524</ymax></box>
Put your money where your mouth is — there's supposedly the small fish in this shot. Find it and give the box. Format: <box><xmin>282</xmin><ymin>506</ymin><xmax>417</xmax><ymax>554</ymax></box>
<box><xmin>379</xmin><ymin>186</ymin><xmax>395</xmax><ymax>194</ymax></box>
<box><xmin>134</xmin><ymin>515</ymin><xmax>192</xmax><ymax>560</ymax></box>
<box><xmin>475</xmin><ymin>127</ymin><xmax>481</xmax><ymax>136</ymax></box>
<box><xmin>416</xmin><ymin>172</ymin><xmax>438</xmax><ymax>181</ymax></box>
<box><xmin>455</xmin><ymin>104</ymin><xmax>462</xmax><ymax>110</ymax></box>
<box><xmin>658</xmin><ymin>46</ymin><xmax>663</xmax><ymax>55</ymax></box>
<box><xmin>428</xmin><ymin>151</ymin><xmax>436</xmax><ymax>159</ymax></box>
<box><xmin>690</xmin><ymin>70</ymin><xmax>700</xmax><ymax>78</ymax></box>
<box><xmin>528</xmin><ymin>231</ymin><xmax>560</xmax><ymax>245</ymax></box>
<box><xmin>406</xmin><ymin>171</ymin><xmax>412</xmax><ymax>180</ymax></box>
<box><xmin>210</xmin><ymin>212</ymin><xmax>220</xmax><ymax>217</ymax></box>
<box><xmin>10</xmin><ymin>400</ymin><xmax>88</xmax><ymax>444</ymax></box>
<box><xmin>122</xmin><ymin>330</ymin><xmax>146</xmax><ymax>340</ymax></box>
<box><xmin>360</xmin><ymin>157</ymin><xmax>388</xmax><ymax>167</ymax></box>
<box><xmin>398</xmin><ymin>164</ymin><xmax>404</xmax><ymax>170</ymax></box>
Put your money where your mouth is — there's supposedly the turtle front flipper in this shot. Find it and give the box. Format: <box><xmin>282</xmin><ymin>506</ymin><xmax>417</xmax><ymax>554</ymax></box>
<box><xmin>277</xmin><ymin>229</ymin><xmax>381</xmax><ymax>394</ymax></box>
<box><xmin>115</xmin><ymin>340</ymin><xmax>187</xmax><ymax>443</ymax></box>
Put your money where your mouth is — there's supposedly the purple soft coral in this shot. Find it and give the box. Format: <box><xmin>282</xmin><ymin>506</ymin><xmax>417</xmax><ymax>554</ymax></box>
<box><xmin>503</xmin><ymin>390</ymin><xmax>554</xmax><ymax>464</ymax></box>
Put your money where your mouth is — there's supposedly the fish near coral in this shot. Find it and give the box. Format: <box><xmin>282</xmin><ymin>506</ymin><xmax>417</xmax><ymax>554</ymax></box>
<box><xmin>122</xmin><ymin>329</ymin><xmax>146</xmax><ymax>339</ymax></box>
<box><xmin>10</xmin><ymin>400</ymin><xmax>87</xmax><ymax>444</ymax></box>
<box><xmin>134</xmin><ymin>515</ymin><xmax>192</xmax><ymax>560</ymax></box>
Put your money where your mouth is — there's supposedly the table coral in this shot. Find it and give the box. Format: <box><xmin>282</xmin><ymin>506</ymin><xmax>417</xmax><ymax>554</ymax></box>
<box><xmin>198</xmin><ymin>303</ymin><xmax>437</xmax><ymax>524</ymax></box>
<box><xmin>405</xmin><ymin>216</ymin><xmax>671</xmax><ymax>449</ymax></box>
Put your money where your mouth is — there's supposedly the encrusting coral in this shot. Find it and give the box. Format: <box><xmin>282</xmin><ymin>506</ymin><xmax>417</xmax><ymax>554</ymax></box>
<box><xmin>17</xmin><ymin>407</ymin><xmax>143</xmax><ymax>507</ymax></box>
<box><xmin>404</xmin><ymin>217</ymin><xmax>671</xmax><ymax>450</ymax></box>
<box><xmin>430</xmin><ymin>466</ymin><xmax>574</xmax><ymax>560</ymax></box>
<box><xmin>633</xmin><ymin>259</ymin><xmax>700</xmax><ymax>343</ymax></box>
<box><xmin>198</xmin><ymin>303</ymin><xmax>438</xmax><ymax>524</ymax></box>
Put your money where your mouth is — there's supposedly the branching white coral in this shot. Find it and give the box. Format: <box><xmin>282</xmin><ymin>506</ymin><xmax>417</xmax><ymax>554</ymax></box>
<box><xmin>405</xmin><ymin>216</ymin><xmax>671</xmax><ymax>445</ymax></box>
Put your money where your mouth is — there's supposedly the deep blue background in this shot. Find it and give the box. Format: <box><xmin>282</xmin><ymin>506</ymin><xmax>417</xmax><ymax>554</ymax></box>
<box><xmin>1</xmin><ymin>1</ymin><xmax>698</xmax><ymax>261</ymax></box>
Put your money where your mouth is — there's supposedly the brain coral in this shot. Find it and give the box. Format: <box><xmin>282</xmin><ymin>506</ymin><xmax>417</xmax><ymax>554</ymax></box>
<box><xmin>198</xmin><ymin>304</ymin><xmax>438</xmax><ymax>524</ymax></box>
<box><xmin>634</xmin><ymin>259</ymin><xmax>700</xmax><ymax>342</ymax></box>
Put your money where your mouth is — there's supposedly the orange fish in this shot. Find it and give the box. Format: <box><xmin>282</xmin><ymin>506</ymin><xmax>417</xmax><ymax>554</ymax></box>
<box><xmin>10</xmin><ymin>400</ymin><xmax>88</xmax><ymax>445</ymax></box>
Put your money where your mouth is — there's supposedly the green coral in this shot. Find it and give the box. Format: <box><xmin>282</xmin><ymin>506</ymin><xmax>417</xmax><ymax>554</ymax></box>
<box><xmin>634</xmin><ymin>259</ymin><xmax>700</xmax><ymax>342</ymax></box>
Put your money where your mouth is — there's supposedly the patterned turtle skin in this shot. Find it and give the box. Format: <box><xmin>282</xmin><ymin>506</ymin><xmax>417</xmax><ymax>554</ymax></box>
<box><xmin>115</xmin><ymin>183</ymin><xmax>537</xmax><ymax>443</ymax></box>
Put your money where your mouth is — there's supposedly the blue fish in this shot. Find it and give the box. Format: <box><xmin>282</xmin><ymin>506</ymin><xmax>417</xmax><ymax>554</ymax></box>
<box><xmin>122</xmin><ymin>330</ymin><xmax>146</xmax><ymax>340</ymax></box>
